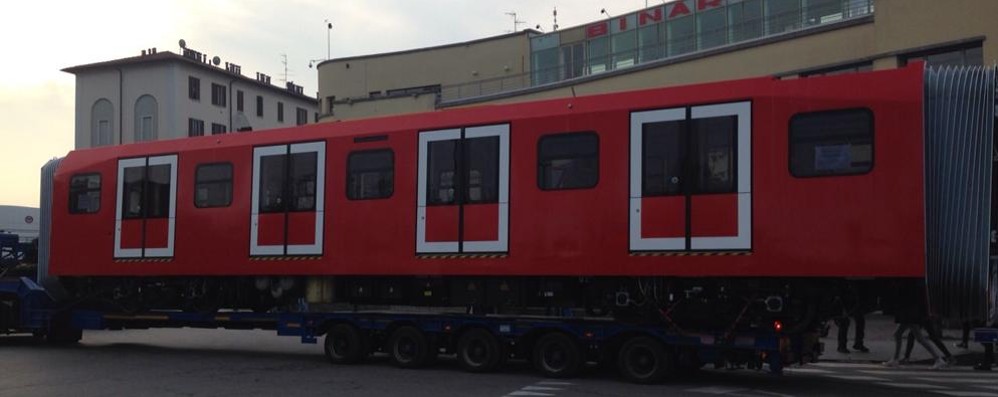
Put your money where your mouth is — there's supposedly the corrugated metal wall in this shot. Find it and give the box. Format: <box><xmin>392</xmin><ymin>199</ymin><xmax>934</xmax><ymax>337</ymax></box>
<box><xmin>924</xmin><ymin>66</ymin><xmax>996</xmax><ymax>324</ymax></box>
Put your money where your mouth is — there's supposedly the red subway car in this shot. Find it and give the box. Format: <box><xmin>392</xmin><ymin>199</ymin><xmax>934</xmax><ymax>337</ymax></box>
<box><xmin>39</xmin><ymin>63</ymin><xmax>995</xmax><ymax>329</ymax></box>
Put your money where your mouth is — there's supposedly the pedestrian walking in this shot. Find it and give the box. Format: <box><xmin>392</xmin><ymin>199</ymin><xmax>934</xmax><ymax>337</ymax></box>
<box><xmin>884</xmin><ymin>282</ymin><xmax>947</xmax><ymax>370</ymax></box>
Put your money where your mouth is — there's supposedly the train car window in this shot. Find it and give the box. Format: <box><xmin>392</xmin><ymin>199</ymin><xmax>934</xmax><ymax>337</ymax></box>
<box><xmin>790</xmin><ymin>108</ymin><xmax>874</xmax><ymax>177</ymax></box>
<box><xmin>693</xmin><ymin>116</ymin><xmax>737</xmax><ymax>193</ymax></box>
<box><xmin>537</xmin><ymin>132</ymin><xmax>599</xmax><ymax>190</ymax></box>
<box><xmin>643</xmin><ymin>121</ymin><xmax>687</xmax><ymax>196</ymax></box>
<box><xmin>427</xmin><ymin>140</ymin><xmax>457</xmax><ymax>205</ymax></box>
<box><xmin>259</xmin><ymin>155</ymin><xmax>287</xmax><ymax>213</ymax></box>
<box><xmin>194</xmin><ymin>163</ymin><xmax>233</xmax><ymax>208</ymax></box>
<box><xmin>69</xmin><ymin>173</ymin><xmax>101</xmax><ymax>214</ymax></box>
<box><xmin>122</xmin><ymin>166</ymin><xmax>145</xmax><ymax>219</ymax></box>
<box><xmin>145</xmin><ymin>164</ymin><xmax>172</xmax><ymax>218</ymax></box>
<box><xmin>465</xmin><ymin>136</ymin><xmax>499</xmax><ymax>203</ymax></box>
<box><xmin>347</xmin><ymin>149</ymin><xmax>394</xmax><ymax>200</ymax></box>
<box><xmin>289</xmin><ymin>152</ymin><xmax>317</xmax><ymax>211</ymax></box>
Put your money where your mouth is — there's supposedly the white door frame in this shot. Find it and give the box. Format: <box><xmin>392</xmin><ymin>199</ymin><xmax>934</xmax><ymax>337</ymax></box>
<box><xmin>629</xmin><ymin>101</ymin><xmax>752</xmax><ymax>251</ymax></box>
<box><xmin>416</xmin><ymin>124</ymin><xmax>510</xmax><ymax>254</ymax></box>
<box><xmin>114</xmin><ymin>154</ymin><xmax>178</xmax><ymax>258</ymax></box>
<box><xmin>250</xmin><ymin>142</ymin><xmax>326</xmax><ymax>256</ymax></box>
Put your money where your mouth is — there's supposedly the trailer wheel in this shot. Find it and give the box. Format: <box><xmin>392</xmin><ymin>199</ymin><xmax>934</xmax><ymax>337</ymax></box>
<box><xmin>617</xmin><ymin>336</ymin><xmax>673</xmax><ymax>384</ymax></box>
<box><xmin>457</xmin><ymin>328</ymin><xmax>505</xmax><ymax>373</ymax></box>
<box><xmin>387</xmin><ymin>326</ymin><xmax>433</xmax><ymax>368</ymax></box>
<box><xmin>324</xmin><ymin>324</ymin><xmax>367</xmax><ymax>365</ymax></box>
<box><xmin>533</xmin><ymin>332</ymin><xmax>583</xmax><ymax>378</ymax></box>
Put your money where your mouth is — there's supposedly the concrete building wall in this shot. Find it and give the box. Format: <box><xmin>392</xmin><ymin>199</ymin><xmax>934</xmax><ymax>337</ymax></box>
<box><xmin>316</xmin><ymin>32</ymin><xmax>532</xmax><ymax>121</ymax></box>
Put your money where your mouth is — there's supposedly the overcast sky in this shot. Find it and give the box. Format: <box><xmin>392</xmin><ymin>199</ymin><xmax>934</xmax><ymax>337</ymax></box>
<box><xmin>0</xmin><ymin>0</ymin><xmax>653</xmax><ymax>207</ymax></box>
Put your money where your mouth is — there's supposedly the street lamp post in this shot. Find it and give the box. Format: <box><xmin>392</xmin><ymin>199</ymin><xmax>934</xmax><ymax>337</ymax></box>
<box><xmin>325</xmin><ymin>20</ymin><xmax>332</xmax><ymax>59</ymax></box>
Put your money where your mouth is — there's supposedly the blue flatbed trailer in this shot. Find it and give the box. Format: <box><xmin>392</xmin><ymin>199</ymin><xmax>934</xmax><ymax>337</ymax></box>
<box><xmin>2</xmin><ymin>276</ymin><xmax>803</xmax><ymax>380</ymax></box>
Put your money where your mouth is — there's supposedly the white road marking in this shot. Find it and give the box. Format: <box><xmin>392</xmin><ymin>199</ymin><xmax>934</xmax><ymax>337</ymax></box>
<box><xmin>917</xmin><ymin>378</ymin><xmax>998</xmax><ymax>384</ymax></box>
<box><xmin>687</xmin><ymin>386</ymin><xmax>750</xmax><ymax>394</ymax></box>
<box><xmin>811</xmin><ymin>362</ymin><xmax>886</xmax><ymax>369</ymax></box>
<box><xmin>536</xmin><ymin>381</ymin><xmax>574</xmax><ymax>386</ymax></box>
<box><xmin>825</xmin><ymin>375</ymin><xmax>890</xmax><ymax>381</ymax></box>
<box><xmin>861</xmin><ymin>370</ymin><xmax>998</xmax><ymax>377</ymax></box>
<box><xmin>875</xmin><ymin>383</ymin><xmax>950</xmax><ymax>390</ymax></box>
<box><xmin>933</xmin><ymin>392</ymin><xmax>998</xmax><ymax>397</ymax></box>
<box><xmin>523</xmin><ymin>386</ymin><xmax>563</xmax><ymax>391</ymax></box>
<box><xmin>784</xmin><ymin>368</ymin><xmax>834</xmax><ymax>374</ymax></box>
<box><xmin>507</xmin><ymin>392</ymin><xmax>554</xmax><ymax>397</ymax></box>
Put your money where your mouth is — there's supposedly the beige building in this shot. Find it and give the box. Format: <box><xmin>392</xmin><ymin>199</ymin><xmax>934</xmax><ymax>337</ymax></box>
<box><xmin>317</xmin><ymin>0</ymin><xmax>996</xmax><ymax>122</ymax></box>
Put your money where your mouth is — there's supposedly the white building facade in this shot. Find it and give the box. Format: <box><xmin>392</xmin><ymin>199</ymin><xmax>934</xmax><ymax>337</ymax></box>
<box><xmin>65</xmin><ymin>49</ymin><xmax>318</xmax><ymax>149</ymax></box>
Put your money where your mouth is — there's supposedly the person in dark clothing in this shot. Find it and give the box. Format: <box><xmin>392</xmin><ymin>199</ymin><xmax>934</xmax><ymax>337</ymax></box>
<box><xmin>884</xmin><ymin>281</ymin><xmax>946</xmax><ymax>369</ymax></box>
<box><xmin>957</xmin><ymin>320</ymin><xmax>971</xmax><ymax>349</ymax></box>
<box><xmin>834</xmin><ymin>284</ymin><xmax>870</xmax><ymax>353</ymax></box>
<box><xmin>975</xmin><ymin>321</ymin><xmax>996</xmax><ymax>371</ymax></box>
<box><xmin>902</xmin><ymin>315</ymin><xmax>953</xmax><ymax>364</ymax></box>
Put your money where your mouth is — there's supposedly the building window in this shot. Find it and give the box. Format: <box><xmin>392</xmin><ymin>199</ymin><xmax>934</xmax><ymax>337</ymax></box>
<box><xmin>668</xmin><ymin>13</ymin><xmax>696</xmax><ymax>56</ymax></box>
<box><xmin>766</xmin><ymin>0</ymin><xmax>801</xmax><ymax>34</ymax></box>
<box><xmin>211</xmin><ymin>123</ymin><xmax>227</xmax><ymax>135</ymax></box>
<box><xmin>729</xmin><ymin>0</ymin><xmax>764</xmax><ymax>43</ymax></box>
<box><xmin>134</xmin><ymin>95</ymin><xmax>158</xmax><ymax>142</ymax></box>
<box><xmin>347</xmin><ymin>149</ymin><xmax>394</xmax><ymax>200</ymax></box>
<box><xmin>612</xmin><ymin>29</ymin><xmax>638</xmax><ymax>69</ymax></box>
<box><xmin>790</xmin><ymin>108</ymin><xmax>873</xmax><ymax>177</ymax></box>
<box><xmin>538</xmin><ymin>132</ymin><xmax>599</xmax><ymax>190</ymax></box>
<box><xmin>256</xmin><ymin>95</ymin><xmax>263</xmax><ymax>117</ymax></box>
<box><xmin>194</xmin><ymin>163</ymin><xmax>233</xmax><ymax>208</ymax></box>
<box><xmin>296</xmin><ymin>107</ymin><xmax>308</xmax><ymax>125</ymax></box>
<box><xmin>188</xmin><ymin>118</ymin><xmax>204</xmax><ymax>137</ymax></box>
<box><xmin>638</xmin><ymin>24</ymin><xmax>665</xmax><ymax>64</ymax></box>
<box><xmin>698</xmin><ymin>4</ymin><xmax>728</xmax><ymax>50</ymax></box>
<box><xmin>211</xmin><ymin>83</ymin><xmax>226</xmax><ymax>107</ymax></box>
<box><xmin>236</xmin><ymin>90</ymin><xmax>244</xmax><ymax>112</ymax></box>
<box><xmin>588</xmin><ymin>36</ymin><xmax>610</xmax><ymax>74</ymax></box>
<box><xmin>561</xmin><ymin>42</ymin><xmax>586</xmax><ymax>79</ymax></box>
<box><xmin>90</xmin><ymin>99</ymin><xmax>114</xmax><ymax>147</ymax></box>
<box><xmin>903</xmin><ymin>43</ymin><xmax>984</xmax><ymax>67</ymax></box>
<box><xmin>325</xmin><ymin>96</ymin><xmax>335</xmax><ymax>115</ymax></box>
<box><xmin>69</xmin><ymin>173</ymin><xmax>101</xmax><ymax>214</ymax></box>
<box><xmin>277</xmin><ymin>102</ymin><xmax>284</xmax><ymax>122</ymax></box>
<box><xmin>188</xmin><ymin>76</ymin><xmax>200</xmax><ymax>100</ymax></box>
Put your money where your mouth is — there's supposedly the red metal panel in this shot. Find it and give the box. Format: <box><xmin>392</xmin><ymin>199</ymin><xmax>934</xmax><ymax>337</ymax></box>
<box><xmin>286</xmin><ymin>212</ymin><xmax>316</xmax><ymax>245</ymax></box>
<box><xmin>641</xmin><ymin>196</ymin><xmax>686</xmax><ymax>238</ymax></box>
<box><xmin>144</xmin><ymin>218</ymin><xmax>170</xmax><ymax>248</ymax></box>
<box><xmin>690</xmin><ymin>194</ymin><xmax>738</xmax><ymax>237</ymax></box>
<box><xmin>120</xmin><ymin>219</ymin><xmax>143</xmax><ymax>249</ymax></box>
<box><xmin>462</xmin><ymin>204</ymin><xmax>499</xmax><ymax>241</ymax></box>
<box><xmin>425</xmin><ymin>206</ymin><xmax>459</xmax><ymax>242</ymax></box>
<box><xmin>257</xmin><ymin>213</ymin><xmax>285</xmax><ymax>246</ymax></box>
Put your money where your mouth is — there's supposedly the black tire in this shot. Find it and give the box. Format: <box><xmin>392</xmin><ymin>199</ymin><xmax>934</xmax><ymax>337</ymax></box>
<box><xmin>617</xmin><ymin>336</ymin><xmax>673</xmax><ymax>384</ymax></box>
<box><xmin>532</xmin><ymin>332</ymin><xmax>584</xmax><ymax>378</ymax></box>
<box><xmin>324</xmin><ymin>323</ymin><xmax>367</xmax><ymax>364</ymax></box>
<box><xmin>457</xmin><ymin>328</ymin><xmax>506</xmax><ymax>373</ymax></box>
<box><xmin>387</xmin><ymin>326</ymin><xmax>433</xmax><ymax>368</ymax></box>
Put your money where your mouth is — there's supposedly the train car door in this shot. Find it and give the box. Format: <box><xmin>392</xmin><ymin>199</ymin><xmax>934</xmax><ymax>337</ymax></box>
<box><xmin>416</xmin><ymin>124</ymin><xmax>509</xmax><ymax>254</ymax></box>
<box><xmin>629</xmin><ymin>102</ymin><xmax>751</xmax><ymax>251</ymax></box>
<box><xmin>250</xmin><ymin>142</ymin><xmax>326</xmax><ymax>256</ymax></box>
<box><xmin>114</xmin><ymin>155</ymin><xmax>178</xmax><ymax>258</ymax></box>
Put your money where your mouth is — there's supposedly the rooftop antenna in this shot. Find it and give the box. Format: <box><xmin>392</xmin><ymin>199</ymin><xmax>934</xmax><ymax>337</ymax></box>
<box><xmin>505</xmin><ymin>11</ymin><xmax>525</xmax><ymax>33</ymax></box>
<box><xmin>553</xmin><ymin>7</ymin><xmax>559</xmax><ymax>31</ymax></box>
<box><xmin>279</xmin><ymin>53</ymin><xmax>291</xmax><ymax>84</ymax></box>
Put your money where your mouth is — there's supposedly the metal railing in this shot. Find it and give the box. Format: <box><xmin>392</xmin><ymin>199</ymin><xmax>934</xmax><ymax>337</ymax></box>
<box><xmin>441</xmin><ymin>0</ymin><xmax>874</xmax><ymax>103</ymax></box>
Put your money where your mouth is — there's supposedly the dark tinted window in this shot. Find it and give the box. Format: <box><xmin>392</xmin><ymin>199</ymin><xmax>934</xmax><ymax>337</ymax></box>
<box><xmin>145</xmin><ymin>164</ymin><xmax>172</xmax><ymax>218</ymax></box>
<box><xmin>427</xmin><ymin>140</ymin><xmax>457</xmax><ymax>205</ymax></box>
<box><xmin>188</xmin><ymin>76</ymin><xmax>200</xmax><ymax>100</ymax></box>
<box><xmin>289</xmin><ymin>152</ymin><xmax>317</xmax><ymax>211</ymax></box>
<box><xmin>69</xmin><ymin>174</ymin><xmax>101</xmax><ymax>214</ymax></box>
<box><xmin>122</xmin><ymin>166</ymin><xmax>145</xmax><ymax>219</ymax></box>
<box><xmin>538</xmin><ymin>132</ymin><xmax>599</xmax><ymax>190</ymax></box>
<box><xmin>643</xmin><ymin>120</ymin><xmax>687</xmax><ymax>196</ymax></box>
<box><xmin>790</xmin><ymin>109</ymin><xmax>873</xmax><ymax>177</ymax></box>
<box><xmin>259</xmin><ymin>155</ymin><xmax>286</xmax><ymax>213</ymax></box>
<box><xmin>256</xmin><ymin>96</ymin><xmax>263</xmax><ymax>117</ymax></box>
<box><xmin>195</xmin><ymin>163</ymin><xmax>233</xmax><ymax>208</ymax></box>
<box><xmin>347</xmin><ymin>150</ymin><xmax>393</xmax><ymax>200</ymax></box>
<box><xmin>236</xmin><ymin>90</ymin><xmax>244</xmax><ymax>112</ymax></box>
<box><xmin>278</xmin><ymin>102</ymin><xmax>284</xmax><ymax>122</ymax></box>
<box><xmin>693</xmin><ymin>116</ymin><xmax>736</xmax><ymax>193</ymax></box>
<box><xmin>465</xmin><ymin>136</ymin><xmax>499</xmax><ymax>203</ymax></box>
<box><xmin>211</xmin><ymin>83</ymin><xmax>226</xmax><ymax>106</ymax></box>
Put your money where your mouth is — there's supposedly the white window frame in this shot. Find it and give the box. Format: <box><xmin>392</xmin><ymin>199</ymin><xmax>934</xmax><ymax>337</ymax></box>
<box><xmin>250</xmin><ymin>142</ymin><xmax>326</xmax><ymax>256</ymax></box>
<box><xmin>114</xmin><ymin>154</ymin><xmax>178</xmax><ymax>258</ymax></box>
